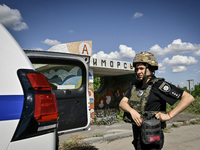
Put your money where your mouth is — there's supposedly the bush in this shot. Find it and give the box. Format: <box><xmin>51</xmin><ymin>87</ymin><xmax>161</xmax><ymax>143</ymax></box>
<box><xmin>93</xmin><ymin>109</ymin><xmax>120</xmax><ymax>125</ymax></box>
<box><xmin>182</xmin><ymin>83</ymin><xmax>200</xmax><ymax>115</ymax></box>
<box><xmin>184</xmin><ymin>96</ymin><xmax>200</xmax><ymax>114</ymax></box>
<box><xmin>167</xmin><ymin>83</ymin><xmax>200</xmax><ymax>115</ymax></box>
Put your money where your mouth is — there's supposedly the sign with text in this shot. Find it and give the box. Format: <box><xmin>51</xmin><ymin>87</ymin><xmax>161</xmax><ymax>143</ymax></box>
<box><xmin>90</xmin><ymin>57</ymin><xmax>134</xmax><ymax>71</ymax></box>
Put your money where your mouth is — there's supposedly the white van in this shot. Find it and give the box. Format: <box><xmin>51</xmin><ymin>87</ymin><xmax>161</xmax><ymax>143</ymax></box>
<box><xmin>0</xmin><ymin>23</ymin><xmax>90</xmax><ymax>150</ymax></box>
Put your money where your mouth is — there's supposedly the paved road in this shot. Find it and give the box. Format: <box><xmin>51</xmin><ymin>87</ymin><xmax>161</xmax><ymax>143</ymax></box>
<box><xmin>92</xmin><ymin>124</ymin><xmax>200</xmax><ymax>150</ymax></box>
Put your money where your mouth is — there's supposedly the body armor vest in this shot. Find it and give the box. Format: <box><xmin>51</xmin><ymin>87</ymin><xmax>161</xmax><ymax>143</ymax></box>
<box><xmin>123</xmin><ymin>78</ymin><xmax>165</xmax><ymax>124</ymax></box>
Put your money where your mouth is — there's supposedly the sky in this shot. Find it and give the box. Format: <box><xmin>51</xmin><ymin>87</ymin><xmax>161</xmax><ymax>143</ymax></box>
<box><xmin>0</xmin><ymin>0</ymin><xmax>200</xmax><ymax>88</ymax></box>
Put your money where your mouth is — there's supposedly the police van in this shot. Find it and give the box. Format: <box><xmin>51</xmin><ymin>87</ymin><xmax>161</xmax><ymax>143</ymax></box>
<box><xmin>0</xmin><ymin>24</ymin><xmax>90</xmax><ymax>149</ymax></box>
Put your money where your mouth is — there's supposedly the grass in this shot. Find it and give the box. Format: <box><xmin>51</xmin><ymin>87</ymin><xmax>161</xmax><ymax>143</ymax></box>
<box><xmin>93</xmin><ymin>133</ymin><xmax>103</xmax><ymax>137</ymax></box>
<box><xmin>60</xmin><ymin>141</ymin><xmax>95</xmax><ymax>150</ymax></box>
<box><xmin>166</xmin><ymin>96</ymin><xmax>200</xmax><ymax>115</ymax></box>
<box><xmin>163</xmin><ymin>128</ymin><xmax>172</xmax><ymax>133</ymax></box>
<box><xmin>59</xmin><ymin>135</ymin><xmax>96</xmax><ymax>150</ymax></box>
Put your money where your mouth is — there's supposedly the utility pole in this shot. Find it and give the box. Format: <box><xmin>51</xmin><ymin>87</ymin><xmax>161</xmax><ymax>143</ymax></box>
<box><xmin>187</xmin><ymin>79</ymin><xmax>194</xmax><ymax>94</ymax></box>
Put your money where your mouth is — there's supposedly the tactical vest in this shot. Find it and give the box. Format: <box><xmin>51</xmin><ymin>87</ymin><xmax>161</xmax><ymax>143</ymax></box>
<box><xmin>123</xmin><ymin>78</ymin><xmax>166</xmax><ymax>124</ymax></box>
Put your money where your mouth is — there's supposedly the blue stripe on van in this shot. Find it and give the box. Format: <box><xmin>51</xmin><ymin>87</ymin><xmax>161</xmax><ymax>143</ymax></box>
<box><xmin>0</xmin><ymin>95</ymin><xmax>24</xmax><ymax>121</ymax></box>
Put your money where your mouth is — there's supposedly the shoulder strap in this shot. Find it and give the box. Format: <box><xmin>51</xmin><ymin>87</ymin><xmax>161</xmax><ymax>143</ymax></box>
<box><xmin>149</xmin><ymin>78</ymin><xmax>164</xmax><ymax>84</ymax></box>
<box><xmin>140</xmin><ymin>78</ymin><xmax>164</xmax><ymax>112</ymax></box>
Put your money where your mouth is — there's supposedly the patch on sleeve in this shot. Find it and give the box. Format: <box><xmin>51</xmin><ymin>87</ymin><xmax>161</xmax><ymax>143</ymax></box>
<box><xmin>159</xmin><ymin>82</ymin><xmax>171</xmax><ymax>92</ymax></box>
<box><xmin>169</xmin><ymin>89</ymin><xmax>181</xmax><ymax>99</ymax></box>
<box><xmin>159</xmin><ymin>81</ymin><xmax>181</xmax><ymax>99</ymax></box>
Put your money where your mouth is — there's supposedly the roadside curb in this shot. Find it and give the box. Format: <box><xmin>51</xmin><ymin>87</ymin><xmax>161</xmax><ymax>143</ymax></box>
<box><xmin>166</xmin><ymin>118</ymin><xmax>199</xmax><ymax>128</ymax></box>
<box><xmin>82</xmin><ymin>118</ymin><xmax>199</xmax><ymax>144</ymax></box>
<box><xmin>83</xmin><ymin>131</ymin><xmax>132</xmax><ymax>144</ymax></box>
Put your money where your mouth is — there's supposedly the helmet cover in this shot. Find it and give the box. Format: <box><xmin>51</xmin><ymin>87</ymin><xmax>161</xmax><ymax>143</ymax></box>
<box><xmin>133</xmin><ymin>51</ymin><xmax>158</xmax><ymax>70</ymax></box>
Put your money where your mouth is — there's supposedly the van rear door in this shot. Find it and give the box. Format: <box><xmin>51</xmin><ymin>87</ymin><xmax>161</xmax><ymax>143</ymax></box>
<box><xmin>25</xmin><ymin>50</ymin><xmax>90</xmax><ymax>134</ymax></box>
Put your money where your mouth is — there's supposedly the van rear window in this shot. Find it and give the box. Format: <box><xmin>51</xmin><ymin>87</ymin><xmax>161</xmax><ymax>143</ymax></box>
<box><xmin>33</xmin><ymin>64</ymin><xmax>82</xmax><ymax>90</ymax></box>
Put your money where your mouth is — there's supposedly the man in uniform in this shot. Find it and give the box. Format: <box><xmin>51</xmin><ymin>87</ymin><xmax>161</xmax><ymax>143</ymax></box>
<box><xmin>119</xmin><ymin>51</ymin><xmax>195</xmax><ymax>150</ymax></box>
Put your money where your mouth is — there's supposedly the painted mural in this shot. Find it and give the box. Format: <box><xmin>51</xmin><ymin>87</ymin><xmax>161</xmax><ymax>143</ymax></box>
<box><xmin>94</xmin><ymin>74</ymin><xmax>135</xmax><ymax>110</ymax></box>
<box><xmin>89</xmin><ymin>69</ymin><xmax>95</xmax><ymax>119</ymax></box>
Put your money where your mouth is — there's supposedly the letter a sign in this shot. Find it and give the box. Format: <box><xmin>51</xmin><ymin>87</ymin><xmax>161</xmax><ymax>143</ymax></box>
<box><xmin>82</xmin><ymin>44</ymin><xmax>89</xmax><ymax>55</ymax></box>
<box><xmin>79</xmin><ymin>42</ymin><xmax>92</xmax><ymax>56</ymax></box>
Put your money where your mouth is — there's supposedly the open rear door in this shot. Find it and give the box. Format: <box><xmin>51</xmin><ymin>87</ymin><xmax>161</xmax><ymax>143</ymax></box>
<box><xmin>25</xmin><ymin>50</ymin><xmax>90</xmax><ymax>134</ymax></box>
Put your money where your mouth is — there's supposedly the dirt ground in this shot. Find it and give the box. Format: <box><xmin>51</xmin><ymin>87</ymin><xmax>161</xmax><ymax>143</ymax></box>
<box><xmin>92</xmin><ymin>124</ymin><xmax>200</xmax><ymax>150</ymax></box>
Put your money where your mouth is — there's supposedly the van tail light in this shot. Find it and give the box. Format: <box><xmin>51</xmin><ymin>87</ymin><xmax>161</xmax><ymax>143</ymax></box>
<box><xmin>34</xmin><ymin>93</ymin><xmax>59</xmax><ymax>122</ymax></box>
<box><xmin>26</xmin><ymin>73</ymin><xmax>52</xmax><ymax>91</ymax></box>
<box><xmin>27</xmin><ymin>73</ymin><xmax>59</xmax><ymax>122</ymax></box>
<box><xmin>13</xmin><ymin>69</ymin><xmax>58</xmax><ymax>141</ymax></box>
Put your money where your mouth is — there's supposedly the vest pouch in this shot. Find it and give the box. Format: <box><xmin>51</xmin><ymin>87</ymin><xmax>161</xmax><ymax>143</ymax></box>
<box><xmin>141</xmin><ymin>114</ymin><xmax>161</xmax><ymax>145</ymax></box>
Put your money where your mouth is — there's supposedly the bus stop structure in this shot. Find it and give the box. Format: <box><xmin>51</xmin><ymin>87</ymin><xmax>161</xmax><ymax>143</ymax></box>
<box><xmin>44</xmin><ymin>41</ymin><xmax>135</xmax><ymax>119</ymax></box>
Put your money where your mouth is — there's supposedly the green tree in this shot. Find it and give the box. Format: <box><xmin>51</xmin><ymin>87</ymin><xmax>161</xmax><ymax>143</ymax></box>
<box><xmin>191</xmin><ymin>83</ymin><xmax>200</xmax><ymax>98</ymax></box>
<box><xmin>93</xmin><ymin>77</ymin><xmax>101</xmax><ymax>91</ymax></box>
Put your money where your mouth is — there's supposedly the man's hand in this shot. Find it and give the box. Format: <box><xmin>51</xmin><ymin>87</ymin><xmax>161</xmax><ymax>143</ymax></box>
<box><xmin>119</xmin><ymin>97</ymin><xmax>143</xmax><ymax>127</ymax></box>
<box><xmin>130</xmin><ymin>109</ymin><xmax>143</xmax><ymax>126</ymax></box>
<box><xmin>155</xmin><ymin>112</ymin><xmax>171</xmax><ymax>122</ymax></box>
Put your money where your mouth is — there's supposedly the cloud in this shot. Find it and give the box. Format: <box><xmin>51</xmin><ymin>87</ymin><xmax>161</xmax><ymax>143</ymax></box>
<box><xmin>133</xmin><ymin>12</ymin><xmax>143</xmax><ymax>19</ymax></box>
<box><xmin>92</xmin><ymin>45</ymin><xmax>136</xmax><ymax>60</ymax></box>
<box><xmin>162</xmin><ymin>55</ymin><xmax>198</xmax><ymax>66</ymax></box>
<box><xmin>119</xmin><ymin>45</ymin><xmax>136</xmax><ymax>59</ymax></box>
<box><xmin>0</xmin><ymin>4</ymin><xmax>28</xmax><ymax>31</ymax></box>
<box><xmin>159</xmin><ymin>55</ymin><xmax>198</xmax><ymax>73</ymax></box>
<box><xmin>158</xmin><ymin>63</ymin><xmax>166</xmax><ymax>74</ymax></box>
<box><xmin>194</xmin><ymin>49</ymin><xmax>200</xmax><ymax>56</ymax></box>
<box><xmin>171</xmin><ymin>66</ymin><xmax>187</xmax><ymax>73</ymax></box>
<box><xmin>150</xmin><ymin>44</ymin><xmax>166</xmax><ymax>56</ymax></box>
<box><xmin>42</xmin><ymin>39</ymin><xmax>61</xmax><ymax>46</ymax></box>
<box><xmin>150</xmin><ymin>39</ymin><xmax>200</xmax><ymax>57</ymax></box>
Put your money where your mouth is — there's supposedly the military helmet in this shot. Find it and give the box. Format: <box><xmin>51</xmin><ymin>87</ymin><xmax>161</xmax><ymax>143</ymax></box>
<box><xmin>133</xmin><ymin>51</ymin><xmax>158</xmax><ymax>70</ymax></box>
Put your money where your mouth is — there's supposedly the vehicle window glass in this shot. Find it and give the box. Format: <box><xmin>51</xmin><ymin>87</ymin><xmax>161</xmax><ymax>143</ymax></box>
<box><xmin>33</xmin><ymin>64</ymin><xmax>82</xmax><ymax>90</ymax></box>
